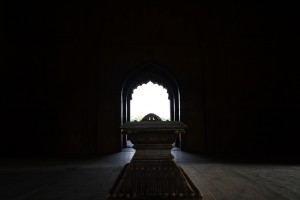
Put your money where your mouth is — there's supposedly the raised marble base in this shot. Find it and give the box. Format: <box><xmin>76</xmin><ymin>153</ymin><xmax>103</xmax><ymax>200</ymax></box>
<box><xmin>107</xmin><ymin>160</ymin><xmax>202</xmax><ymax>199</ymax></box>
<box><xmin>108</xmin><ymin>118</ymin><xmax>202</xmax><ymax>199</ymax></box>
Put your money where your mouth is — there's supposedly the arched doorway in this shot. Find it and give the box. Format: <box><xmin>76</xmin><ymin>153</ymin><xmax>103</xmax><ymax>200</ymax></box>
<box><xmin>130</xmin><ymin>81</ymin><xmax>170</xmax><ymax>122</ymax></box>
<box><xmin>121</xmin><ymin>62</ymin><xmax>181</xmax><ymax>148</ymax></box>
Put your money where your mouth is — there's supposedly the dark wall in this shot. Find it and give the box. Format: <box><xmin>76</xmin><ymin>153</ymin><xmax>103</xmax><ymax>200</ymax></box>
<box><xmin>2</xmin><ymin>2</ymin><xmax>299</xmax><ymax>158</ymax></box>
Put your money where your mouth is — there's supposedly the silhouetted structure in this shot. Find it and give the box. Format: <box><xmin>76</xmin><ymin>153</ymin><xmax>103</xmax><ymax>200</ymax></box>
<box><xmin>1</xmin><ymin>2</ymin><xmax>300</xmax><ymax>199</ymax></box>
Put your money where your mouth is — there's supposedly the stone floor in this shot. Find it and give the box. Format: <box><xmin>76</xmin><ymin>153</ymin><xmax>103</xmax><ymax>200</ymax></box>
<box><xmin>0</xmin><ymin>149</ymin><xmax>299</xmax><ymax>200</ymax></box>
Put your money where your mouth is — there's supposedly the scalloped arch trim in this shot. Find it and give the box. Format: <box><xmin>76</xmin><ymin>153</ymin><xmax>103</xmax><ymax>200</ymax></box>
<box><xmin>132</xmin><ymin>80</ymin><xmax>170</xmax><ymax>99</ymax></box>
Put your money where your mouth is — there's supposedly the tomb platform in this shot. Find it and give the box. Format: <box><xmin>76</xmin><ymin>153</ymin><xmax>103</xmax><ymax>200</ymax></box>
<box><xmin>107</xmin><ymin>114</ymin><xmax>202</xmax><ymax>199</ymax></box>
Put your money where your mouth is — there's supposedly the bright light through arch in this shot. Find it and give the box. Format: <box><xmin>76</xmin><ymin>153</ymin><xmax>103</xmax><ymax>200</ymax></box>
<box><xmin>130</xmin><ymin>81</ymin><xmax>170</xmax><ymax>121</ymax></box>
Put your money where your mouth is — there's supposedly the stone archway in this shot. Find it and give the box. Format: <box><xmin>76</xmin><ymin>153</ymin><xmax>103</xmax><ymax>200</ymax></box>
<box><xmin>121</xmin><ymin>62</ymin><xmax>181</xmax><ymax>148</ymax></box>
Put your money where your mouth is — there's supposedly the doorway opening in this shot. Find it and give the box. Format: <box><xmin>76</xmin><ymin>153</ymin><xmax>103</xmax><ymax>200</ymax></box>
<box><xmin>130</xmin><ymin>81</ymin><xmax>170</xmax><ymax>122</ymax></box>
<box><xmin>121</xmin><ymin>63</ymin><xmax>181</xmax><ymax>149</ymax></box>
